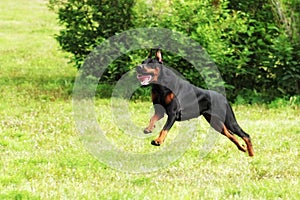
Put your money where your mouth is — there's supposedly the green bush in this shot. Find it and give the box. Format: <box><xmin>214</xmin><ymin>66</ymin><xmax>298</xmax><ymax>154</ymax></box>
<box><xmin>50</xmin><ymin>0</ymin><xmax>300</xmax><ymax>102</ymax></box>
<box><xmin>49</xmin><ymin>0</ymin><xmax>135</xmax><ymax>81</ymax></box>
<box><xmin>268</xmin><ymin>96</ymin><xmax>300</xmax><ymax>109</ymax></box>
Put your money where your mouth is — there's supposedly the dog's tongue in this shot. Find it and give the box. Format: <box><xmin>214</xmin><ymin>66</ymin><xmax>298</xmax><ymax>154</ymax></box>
<box><xmin>137</xmin><ymin>74</ymin><xmax>152</xmax><ymax>85</ymax></box>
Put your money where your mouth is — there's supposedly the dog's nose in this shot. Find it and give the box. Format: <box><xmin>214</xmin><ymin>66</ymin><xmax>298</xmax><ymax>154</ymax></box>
<box><xmin>136</xmin><ymin>65</ymin><xmax>143</xmax><ymax>72</ymax></box>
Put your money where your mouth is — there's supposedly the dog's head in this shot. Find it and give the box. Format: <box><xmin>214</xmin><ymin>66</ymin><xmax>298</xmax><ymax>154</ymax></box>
<box><xmin>136</xmin><ymin>49</ymin><xmax>163</xmax><ymax>85</ymax></box>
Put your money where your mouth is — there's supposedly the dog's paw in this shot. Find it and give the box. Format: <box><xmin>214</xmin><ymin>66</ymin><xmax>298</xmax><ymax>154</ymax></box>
<box><xmin>151</xmin><ymin>140</ymin><xmax>160</xmax><ymax>146</ymax></box>
<box><xmin>144</xmin><ymin>129</ymin><xmax>152</xmax><ymax>134</ymax></box>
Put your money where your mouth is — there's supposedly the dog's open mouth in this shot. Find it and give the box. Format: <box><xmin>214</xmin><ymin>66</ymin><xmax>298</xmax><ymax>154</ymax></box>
<box><xmin>137</xmin><ymin>74</ymin><xmax>153</xmax><ymax>85</ymax></box>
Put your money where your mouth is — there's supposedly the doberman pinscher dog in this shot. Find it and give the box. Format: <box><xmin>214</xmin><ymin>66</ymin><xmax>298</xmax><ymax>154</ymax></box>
<box><xmin>136</xmin><ymin>49</ymin><xmax>254</xmax><ymax>156</ymax></box>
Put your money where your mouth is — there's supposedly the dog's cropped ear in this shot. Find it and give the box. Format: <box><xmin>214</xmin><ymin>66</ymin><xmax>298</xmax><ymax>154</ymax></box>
<box><xmin>156</xmin><ymin>49</ymin><xmax>163</xmax><ymax>63</ymax></box>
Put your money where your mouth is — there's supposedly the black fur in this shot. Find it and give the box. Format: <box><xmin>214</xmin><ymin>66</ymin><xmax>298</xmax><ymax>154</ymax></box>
<box><xmin>136</xmin><ymin>49</ymin><xmax>254</xmax><ymax>156</ymax></box>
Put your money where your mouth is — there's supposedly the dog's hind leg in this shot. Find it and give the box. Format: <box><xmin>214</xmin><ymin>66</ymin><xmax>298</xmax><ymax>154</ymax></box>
<box><xmin>225</xmin><ymin>121</ymin><xmax>254</xmax><ymax>156</ymax></box>
<box><xmin>203</xmin><ymin>113</ymin><xmax>247</xmax><ymax>153</ymax></box>
<box><xmin>224</xmin><ymin>105</ymin><xmax>254</xmax><ymax>156</ymax></box>
<box><xmin>242</xmin><ymin>136</ymin><xmax>254</xmax><ymax>157</ymax></box>
<box><xmin>222</xmin><ymin>125</ymin><xmax>247</xmax><ymax>153</ymax></box>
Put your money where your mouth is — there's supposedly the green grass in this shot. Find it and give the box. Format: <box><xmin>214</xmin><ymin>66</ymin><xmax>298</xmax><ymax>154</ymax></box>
<box><xmin>1</xmin><ymin>0</ymin><xmax>300</xmax><ymax>199</ymax></box>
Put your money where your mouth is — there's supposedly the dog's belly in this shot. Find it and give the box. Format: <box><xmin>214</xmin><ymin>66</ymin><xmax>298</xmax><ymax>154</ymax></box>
<box><xmin>177</xmin><ymin>97</ymin><xmax>201</xmax><ymax>121</ymax></box>
<box><xmin>175</xmin><ymin>85</ymin><xmax>206</xmax><ymax>121</ymax></box>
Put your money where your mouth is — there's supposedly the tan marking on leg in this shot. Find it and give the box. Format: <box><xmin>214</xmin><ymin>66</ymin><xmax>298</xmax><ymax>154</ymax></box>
<box><xmin>243</xmin><ymin>137</ymin><xmax>254</xmax><ymax>157</ymax></box>
<box><xmin>222</xmin><ymin>125</ymin><xmax>247</xmax><ymax>153</ymax></box>
<box><xmin>152</xmin><ymin>130</ymin><xmax>168</xmax><ymax>146</ymax></box>
<box><xmin>144</xmin><ymin>114</ymin><xmax>162</xmax><ymax>133</ymax></box>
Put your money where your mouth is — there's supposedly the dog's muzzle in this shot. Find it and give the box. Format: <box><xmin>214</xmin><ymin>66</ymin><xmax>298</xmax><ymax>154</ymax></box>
<box><xmin>136</xmin><ymin>65</ymin><xmax>153</xmax><ymax>85</ymax></box>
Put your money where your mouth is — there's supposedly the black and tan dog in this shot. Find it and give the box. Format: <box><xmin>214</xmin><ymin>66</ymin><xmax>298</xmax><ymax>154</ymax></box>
<box><xmin>136</xmin><ymin>49</ymin><xmax>254</xmax><ymax>156</ymax></box>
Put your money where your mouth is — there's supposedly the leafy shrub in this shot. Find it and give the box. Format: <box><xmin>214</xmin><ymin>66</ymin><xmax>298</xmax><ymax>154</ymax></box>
<box><xmin>50</xmin><ymin>0</ymin><xmax>300</xmax><ymax>102</ymax></box>
<box><xmin>49</xmin><ymin>0</ymin><xmax>135</xmax><ymax>81</ymax></box>
<box><xmin>268</xmin><ymin>96</ymin><xmax>300</xmax><ymax>109</ymax></box>
<box><xmin>234</xmin><ymin>89</ymin><xmax>266</xmax><ymax>105</ymax></box>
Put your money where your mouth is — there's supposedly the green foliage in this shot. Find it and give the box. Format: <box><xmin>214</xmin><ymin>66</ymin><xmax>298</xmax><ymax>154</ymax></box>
<box><xmin>235</xmin><ymin>89</ymin><xmax>266</xmax><ymax>105</ymax></box>
<box><xmin>49</xmin><ymin>0</ymin><xmax>300</xmax><ymax>102</ymax></box>
<box><xmin>49</xmin><ymin>0</ymin><xmax>135</xmax><ymax>81</ymax></box>
<box><xmin>268</xmin><ymin>95</ymin><xmax>300</xmax><ymax>109</ymax></box>
<box><xmin>227</xmin><ymin>0</ymin><xmax>300</xmax><ymax>98</ymax></box>
<box><xmin>134</xmin><ymin>0</ymin><xmax>300</xmax><ymax>101</ymax></box>
<box><xmin>270</xmin><ymin>0</ymin><xmax>300</xmax><ymax>96</ymax></box>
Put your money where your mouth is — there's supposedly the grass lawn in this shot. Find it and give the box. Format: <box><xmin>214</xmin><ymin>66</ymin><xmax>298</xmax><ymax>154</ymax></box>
<box><xmin>1</xmin><ymin>0</ymin><xmax>300</xmax><ymax>199</ymax></box>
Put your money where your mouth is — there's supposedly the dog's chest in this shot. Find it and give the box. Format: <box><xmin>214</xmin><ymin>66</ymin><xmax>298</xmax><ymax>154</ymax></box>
<box><xmin>152</xmin><ymin>84</ymin><xmax>203</xmax><ymax>121</ymax></box>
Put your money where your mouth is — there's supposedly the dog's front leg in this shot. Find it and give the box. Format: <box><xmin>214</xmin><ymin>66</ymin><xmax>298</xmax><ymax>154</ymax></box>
<box><xmin>151</xmin><ymin>115</ymin><xmax>176</xmax><ymax>146</ymax></box>
<box><xmin>144</xmin><ymin>104</ymin><xmax>165</xmax><ymax>134</ymax></box>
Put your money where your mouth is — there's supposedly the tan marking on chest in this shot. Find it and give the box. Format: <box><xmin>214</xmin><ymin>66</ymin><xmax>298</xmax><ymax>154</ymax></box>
<box><xmin>165</xmin><ymin>92</ymin><xmax>174</xmax><ymax>104</ymax></box>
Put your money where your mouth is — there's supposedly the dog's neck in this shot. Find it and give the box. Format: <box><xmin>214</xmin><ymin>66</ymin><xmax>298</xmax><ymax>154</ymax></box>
<box><xmin>152</xmin><ymin>65</ymin><xmax>182</xmax><ymax>94</ymax></box>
